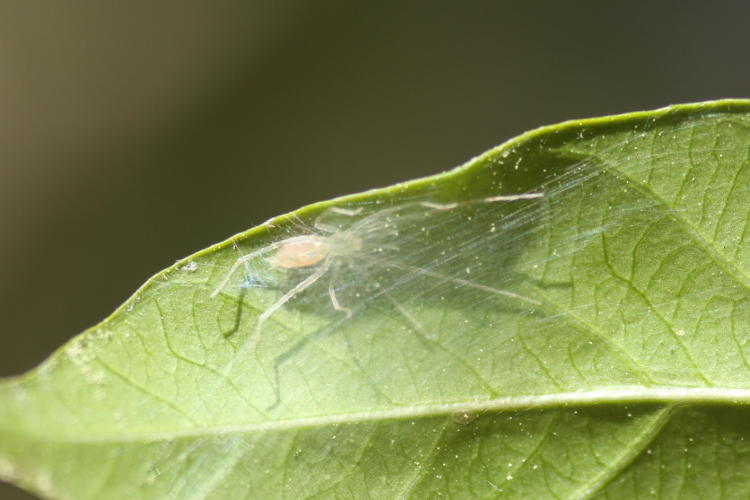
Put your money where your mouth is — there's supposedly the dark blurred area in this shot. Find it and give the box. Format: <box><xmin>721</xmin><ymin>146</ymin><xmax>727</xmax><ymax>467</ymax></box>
<box><xmin>1</xmin><ymin>2</ymin><xmax>748</xmax><ymax>498</ymax></box>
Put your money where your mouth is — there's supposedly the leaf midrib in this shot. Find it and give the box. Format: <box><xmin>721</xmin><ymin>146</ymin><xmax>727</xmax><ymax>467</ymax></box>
<box><xmin>11</xmin><ymin>386</ymin><xmax>750</xmax><ymax>445</ymax></box>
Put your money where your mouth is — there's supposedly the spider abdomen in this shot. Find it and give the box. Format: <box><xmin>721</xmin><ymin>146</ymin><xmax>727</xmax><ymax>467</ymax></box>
<box><xmin>269</xmin><ymin>236</ymin><xmax>331</xmax><ymax>268</ymax></box>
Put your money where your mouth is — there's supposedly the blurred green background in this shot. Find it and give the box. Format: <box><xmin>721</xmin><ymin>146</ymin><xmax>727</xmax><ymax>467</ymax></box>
<box><xmin>1</xmin><ymin>2</ymin><xmax>748</xmax><ymax>498</ymax></box>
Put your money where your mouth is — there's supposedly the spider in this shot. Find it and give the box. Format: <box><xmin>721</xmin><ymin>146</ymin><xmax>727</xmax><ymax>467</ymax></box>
<box><xmin>210</xmin><ymin>192</ymin><xmax>544</xmax><ymax>356</ymax></box>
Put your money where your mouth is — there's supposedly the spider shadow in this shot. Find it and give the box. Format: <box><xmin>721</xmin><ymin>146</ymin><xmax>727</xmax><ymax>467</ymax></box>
<box><xmin>262</xmin><ymin>268</ymin><xmax>569</xmax><ymax>411</ymax></box>
<box><xmin>220</xmin><ymin>273</ymin><xmax>276</xmax><ymax>339</ymax></box>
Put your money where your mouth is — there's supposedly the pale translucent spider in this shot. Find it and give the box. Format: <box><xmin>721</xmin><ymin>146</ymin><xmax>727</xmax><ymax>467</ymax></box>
<box><xmin>211</xmin><ymin>192</ymin><xmax>544</xmax><ymax>354</ymax></box>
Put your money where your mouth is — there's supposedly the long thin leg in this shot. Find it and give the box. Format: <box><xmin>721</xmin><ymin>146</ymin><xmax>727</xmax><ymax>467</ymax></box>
<box><xmin>314</xmin><ymin>207</ymin><xmax>363</xmax><ymax>233</ymax></box>
<box><xmin>328</xmin><ymin>207</ymin><xmax>363</xmax><ymax>216</ymax></box>
<box><xmin>210</xmin><ymin>240</ymin><xmax>294</xmax><ymax>298</ymax></box>
<box><xmin>328</xmin><ymin>272</ymin><xmax>352</xmax><ymax>317</ymax></box>
<box><xmin>419</xmin><ymin>201</ymin><xmax>459</xmax><ymax>210</ymax></box>
<box><xmin>243</xmin><ymin>259</ymin><xmax>332</xmax><ymax>355</ymax></box>
<box><xmin>315</xmin><ymin>222</ymin><xmax>340</xmax><ymax>234</ymax></box>
<box><xmin>483</xmin><ymin>192</ymin><xmax>544</xmax><ymax>202</ymax></box>
<box><xmin>419</xmin><ymin>192</ymin><xmax>544</xmax><ymax>211</ymax></box>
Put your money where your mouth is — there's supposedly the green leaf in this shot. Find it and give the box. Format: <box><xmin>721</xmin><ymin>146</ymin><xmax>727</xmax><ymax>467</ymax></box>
<box><xmin>3</xmin><ymin>99</ymin><xmax>750</xmax><ymax>499</ymax></box>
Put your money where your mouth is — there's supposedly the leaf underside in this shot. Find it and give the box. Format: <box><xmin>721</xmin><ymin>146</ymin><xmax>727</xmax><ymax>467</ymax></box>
<box><xmin>3</xmin><ymin>100</ymin><xmax>750</xmax><ymax>499</ymax></box>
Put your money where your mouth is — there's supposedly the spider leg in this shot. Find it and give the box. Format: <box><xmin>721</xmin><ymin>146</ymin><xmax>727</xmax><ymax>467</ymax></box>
<box><xmin>314</xmin><ymin>206</ymin><xmax>363</xmax><ymax>233</ymax></box>
<box><xmin>328</xmin><ymin>207</ymin><xmax>363</xmax><ymax>216</ymax></box>
<box><xmin>328</xmin><ymin>270</ymin><xmax>352</xmax><ymax>318</ymax></box>
<box><xmin>243</xmin><ymin>258</ymin><xmax>332</xmax><ymax>355</ymax></box>
<box><xmin>419</xmin><ymin>201</ymin><xmax>459</xmax><ymax>210</ymax></box>
<box><xmin>483</xmin><ymin>192</ymin><xmax>544</xmax><ymax>202</ymax></box>
<box><xmin>210</xmin><ymin>239</ymin><xmax>300</xmax><ymax>298</ymax></box>
<box><xmin>418</xmin><ymin>192</ymin><xmax>544</xmax><ymax>211</ymax></box>
<box><xmin>314</xmin><ymin>222</ymin><xmax>339</xmax><ymax>233</ymax></box>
